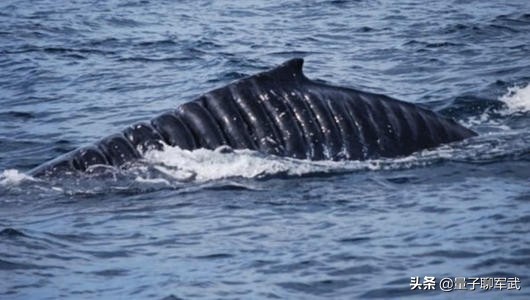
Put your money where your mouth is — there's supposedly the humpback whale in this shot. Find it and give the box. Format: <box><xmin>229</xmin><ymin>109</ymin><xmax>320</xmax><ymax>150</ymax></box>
<box><xmin>29</xmin><ymin>58</ymin><xmax>476</xmax><ymax>177</ymax></box>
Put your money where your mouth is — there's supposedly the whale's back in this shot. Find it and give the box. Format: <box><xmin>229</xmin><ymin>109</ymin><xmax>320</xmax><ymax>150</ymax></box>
<box><xmin>29</xmin><ymin>58</ymin><xmax>476</xmax><ymax>177</ymax></box>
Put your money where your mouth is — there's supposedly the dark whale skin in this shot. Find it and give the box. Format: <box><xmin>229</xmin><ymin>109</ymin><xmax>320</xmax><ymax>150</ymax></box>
<box><xmin>29</xmin><ymin>58</ymin><xmax>476</xmax><ymax>177</ymax></box>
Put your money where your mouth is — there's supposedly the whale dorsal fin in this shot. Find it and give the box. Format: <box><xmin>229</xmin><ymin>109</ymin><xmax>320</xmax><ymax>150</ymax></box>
<box><xmin>261</xmin><ymin>58</ymin><xmax>305</xmax><ymax>82</ymax></box>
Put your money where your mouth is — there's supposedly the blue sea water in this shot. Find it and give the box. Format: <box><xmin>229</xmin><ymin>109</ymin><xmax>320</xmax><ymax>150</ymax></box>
<box><xmin>1</xmin><ymin>0</ymin><xmax>529</xmax><ymax>299</ymax></box>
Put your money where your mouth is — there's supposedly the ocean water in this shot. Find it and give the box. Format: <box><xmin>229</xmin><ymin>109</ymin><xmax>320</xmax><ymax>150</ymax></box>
<box><xmin>1</xmin><ymin>0</ymin><xmax>529</xmax><ymax>299</ymax></box>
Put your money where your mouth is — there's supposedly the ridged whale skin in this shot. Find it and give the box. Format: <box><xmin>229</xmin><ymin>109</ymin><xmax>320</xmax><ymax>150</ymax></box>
<box><xmin>30</xmin><ymin>58</ymin><xmax>476</xmax><ymax>177</ymax></box>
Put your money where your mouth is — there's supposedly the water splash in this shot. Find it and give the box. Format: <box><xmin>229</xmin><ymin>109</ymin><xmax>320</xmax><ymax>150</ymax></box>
<box><xmin>141</xmin><ymin>147</ymin><xmax>351</xmax><ymax>182</ymax></box>
<box><xmin>461</xmin><ymin>83</ymin><xmax>530</xmax><ymax>130</ymax></box>
<box><xmin>138</xmin><ymin>143</ymin><xmax>473</xmax><ymax>183</ymax></box>
<box><xmin>499</xmin><ymin>83</ymin><xmax>530</xmax><ymax>115</ymax></box>
<box><xmin>0</xmin><ymin>169</ymin><xmax>34</xmax><ymax>186</ymax></box>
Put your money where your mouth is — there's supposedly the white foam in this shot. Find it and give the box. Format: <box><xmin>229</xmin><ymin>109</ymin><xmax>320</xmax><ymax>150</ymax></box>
<box><xmin>143</xmin><ymin>146</ymin><xmax>347</xmax><ymax>182</ymax></box>
<box><xmin>499</xmin><ymin>83</ymin><xmax>530</xmax><ymax>114</ymax></box>
<box><xmin>461</xmin><ymin>83</ymin><xmax>530</xmax><ymax>130</ymax></box>
<box><xmin>0</xmin><ymin>169</ymin><xmax>34</xmax><ymax>186</ymax></box>
<box><xmin>139</xmin><ymin>144</ymin><xmax>454</xmax><ymax>183</ymax></box>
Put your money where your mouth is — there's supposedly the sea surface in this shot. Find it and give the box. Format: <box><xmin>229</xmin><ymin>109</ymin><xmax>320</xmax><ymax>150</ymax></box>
<box><xmin>1</xmin><ymin>0</ymin><xmax>529</xmax><ymax>299</ymax></box>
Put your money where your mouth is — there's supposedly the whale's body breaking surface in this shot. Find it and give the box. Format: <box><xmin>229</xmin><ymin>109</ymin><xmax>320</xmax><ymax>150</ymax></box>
<box><xmin>29</xmin><ymin>58</ymin><xmax>476</xmax><ymax>177</ymax></box>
